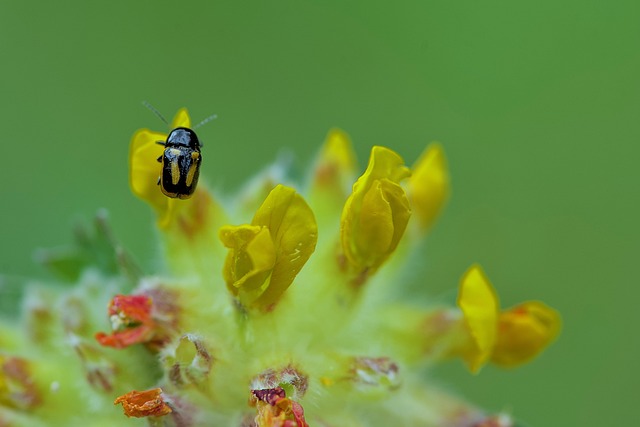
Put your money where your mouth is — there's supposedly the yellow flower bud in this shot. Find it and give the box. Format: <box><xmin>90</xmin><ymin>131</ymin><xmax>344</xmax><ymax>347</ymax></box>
<box><xmin>491</xmin><ymin>301</ymin><xmax>561</xmax><ymax>367</ymax></box>
<box><xmin>309</xmin><ymin>129</ymin><xmax>359</xmax><ymax>224</ymax></box>
<box><xmin>311</xmin><ymin>128</ymin><xmax>357</xmax><ymax>196</ymax></box>
<box><xmin>408</xmin><ymin>143</ymin><xmax>450</xmax><ymax>231</ymax></box>
<box><xmin>340</xmin><ymin>146</ymin><xmax>411</xmax><ymax>277</ymax></box>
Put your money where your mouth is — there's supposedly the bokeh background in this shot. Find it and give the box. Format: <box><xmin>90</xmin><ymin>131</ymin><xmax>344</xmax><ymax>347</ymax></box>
<box><xmin>1</xmin><ymin>1</ymin><xmax>638</xmax><ymax>425</ymax></box>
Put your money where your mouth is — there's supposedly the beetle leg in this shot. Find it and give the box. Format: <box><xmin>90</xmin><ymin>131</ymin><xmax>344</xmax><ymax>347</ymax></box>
<box><xmin>155</xmin><ymin>141</ymin><xmax>166</xmax><ymax>146</ymax></box>
<box><xmin>157</xmin><ymin>177</ymin><xmax>161</xmax><ymax>185</ymax></box>
<box><xmin>157</xmin><ymin>155</ymin><xmax>162</xmax><ymax>163</ymax></box>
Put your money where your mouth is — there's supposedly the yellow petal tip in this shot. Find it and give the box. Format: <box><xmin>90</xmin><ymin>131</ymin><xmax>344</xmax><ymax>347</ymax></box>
<box><xmin>457</xmin><ymin>264</ymin><xmax>499</xmax><ymax>373</ymax></box>
<box><xmin>312</xmin><ymin>128</ymin><xmax>357</xmax><ymax>191</ymax></box>
<box><xmin>409</xmin><ymin>142</ymin><xmax>450</xmax><ymax>231</ymax></box>
<box><xmin>171</xmin><ymin>107</ymin><xmax>191</xmax><ymax>129</ymax></box>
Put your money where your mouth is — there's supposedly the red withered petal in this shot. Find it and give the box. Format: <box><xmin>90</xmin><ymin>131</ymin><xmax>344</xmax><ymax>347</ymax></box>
<box><xmin>95</xmin><ymin>325</ymin><xmax>155</xmax><ymax>348</ymax></box>
<box><xmin>114</xmin><ymin>388</ymin><xmax>172</xmax><ymax>418</ymax></box>
<box><xmin>108</xmin><ymin>294</ymin><xmax>152</xmax><ymax>322</ymax></box>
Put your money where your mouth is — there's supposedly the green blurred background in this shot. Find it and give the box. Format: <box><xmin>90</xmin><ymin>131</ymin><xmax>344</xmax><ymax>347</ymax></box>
<box><xmin>1</xmin><ymin>1</ymin><xmax>638</xmax><ymax>425</ymax></box>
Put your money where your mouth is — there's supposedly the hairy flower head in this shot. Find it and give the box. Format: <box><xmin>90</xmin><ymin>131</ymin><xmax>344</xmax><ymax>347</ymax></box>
<box><xmin>0</xmin><ymin>109</ymin><xmax>561</xmax><ymax>426</ymax></box>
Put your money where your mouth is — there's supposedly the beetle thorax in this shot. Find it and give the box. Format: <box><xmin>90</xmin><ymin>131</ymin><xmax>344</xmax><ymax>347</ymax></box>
<box><xmin>166</xmin><ymin>127</ymin><xmax>200</xmax><ymax>149</ymax></box>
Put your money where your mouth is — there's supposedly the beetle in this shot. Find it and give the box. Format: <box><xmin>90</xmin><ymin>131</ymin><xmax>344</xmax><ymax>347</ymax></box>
<box><xmin>156</xmin><ymin>127</ymin><xmax>202</xmax><ymax>199</ymax></box>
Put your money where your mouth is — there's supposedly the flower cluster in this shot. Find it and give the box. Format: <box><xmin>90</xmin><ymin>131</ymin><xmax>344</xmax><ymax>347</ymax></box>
<box><xmin>0</xmin><ymin>109</ymin><xmax>560</xmax><ymax>426</ymax></box>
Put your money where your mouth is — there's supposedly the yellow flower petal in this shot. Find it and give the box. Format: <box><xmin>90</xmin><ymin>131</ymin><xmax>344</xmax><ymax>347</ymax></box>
<box><xmin>220</xmin><ymin>185</ymin><xmax>318</xmax><ymax>310</ymax></box>
<box><xmin>491</xmin><ymin>301</ymin><xmax>561</xmax><ymax>367</ymax></box>
<box><xmin>252</xmin><ymin>185</ymin><xmax>318</xmax><ymax>309</ymax></box>
<box><xmin>220</xmin><ymin>225</ymin><xmax>276</xmax><ymax>303</ymax></box>
<box><xmin>457</xmin><ymin>264</ymin><xmax>499</xmax><ymax>373</ymax></box>
<box><xmin>354</xmin><ymin>179</ymin><xmax>411</xmax><ymax>269</ymax></box>
<box><xmin>408</xmin><ymin>143</ymin><xmax>450</xmax><ymax>231</ymax></box>
<box><xmin>308</xmin><ymin>129</ymin><xmax>359</xmax><ymax>224</ymax></box>
<box><xmin>340</xmin><ymin>146</ymin><xmax>411</xmax><ymax>277</ymax></box>
<box><xmin>171</xmin><ymin>107</ymin><xmax>191</xmax><ymax>129</ymax></box>
<box><xmin>129</xmin><ymin>129</ymin><xmax>167</xmax><ymax>209</ymax></box>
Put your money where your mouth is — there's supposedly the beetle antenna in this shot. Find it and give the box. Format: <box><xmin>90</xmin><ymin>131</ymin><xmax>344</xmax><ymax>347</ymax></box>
<box><xmin>142</xmin><ymin>101</ymin><xmax>169</xmax><ymax>125</ymax></box>
<box><xmin>194</xmin><ymin>114</ymin><xmax>218</xmax><ymax>130</ymax></box>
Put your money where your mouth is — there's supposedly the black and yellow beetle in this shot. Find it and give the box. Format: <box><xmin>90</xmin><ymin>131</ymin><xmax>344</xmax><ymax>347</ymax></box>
<box><xmin>156</xmin><ymin>127</ymin><xmax>202</xmax><ymax>199</ymax></box>
<box><xmin>143</xmin><ymin>102</ymin><xmax>216</xmax><ymax>200</ymax></box>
